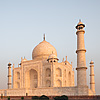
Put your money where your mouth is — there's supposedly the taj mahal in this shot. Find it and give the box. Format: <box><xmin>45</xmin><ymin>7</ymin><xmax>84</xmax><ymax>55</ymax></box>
<box><xmin>0</xmin><ymin>21</ymin><xmax>96</xmax><ymax>96</ymax></box>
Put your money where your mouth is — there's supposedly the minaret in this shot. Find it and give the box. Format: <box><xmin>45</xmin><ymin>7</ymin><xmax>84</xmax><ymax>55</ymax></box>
<box><xmin>76</xmin><ymin>20</ymin><xmax>87</xmax><ymax>87</ymax></box>
<box><xmin>8</xmin><ymin>62</ymin><xmax>12</xmax><ymax>89</ymax></box>
<box><xmin>90</xmin><ymin>61</ymin><xmax>95</xmax><ymax>93</ymax></box>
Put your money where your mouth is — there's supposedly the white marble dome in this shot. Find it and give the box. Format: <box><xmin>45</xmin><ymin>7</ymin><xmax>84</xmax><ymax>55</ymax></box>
<box><xmin>32</xmin><ymin>40</ymin><xmax>57</xmax><ymax>60</ymax></box>
<box><xmin>90</xmin><ymin>60</ymin><xmax>94</xmax><ymax>64</ymax></box>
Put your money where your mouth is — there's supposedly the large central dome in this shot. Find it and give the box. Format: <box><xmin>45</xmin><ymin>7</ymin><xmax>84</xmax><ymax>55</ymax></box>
<box><xmin>32</xmin><ymin>39</ymin><xmax>57</xmax><ymax>60</ymax></box>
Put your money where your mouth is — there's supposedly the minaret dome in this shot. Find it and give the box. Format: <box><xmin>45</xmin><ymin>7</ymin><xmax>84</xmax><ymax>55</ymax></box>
<box><xmin>76</xmin><ymin>20</ymin><xmax>85</xmax><ymax>30</ymax></box>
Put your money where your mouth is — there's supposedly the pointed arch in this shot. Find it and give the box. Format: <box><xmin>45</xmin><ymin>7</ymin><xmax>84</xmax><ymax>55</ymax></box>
<box><xmin>68</xmin><ymin>71</ymin><xmax>71</xmax><ymax>86</ymax></box>
<box><xmin>56</xmin><ymin>68</ymin><xmax>62</xmax><ymax>77</ymax></box>
<box><xmin>46</xmin><ymin>80</ymin><xmax>51</xmax><ymax>87</ymax></box>
<box><xmin>25</xmin><ymin>69</ymin><xmax>38</xmax><ymax>88</ymax></box>
<box><xmin>30</xmin><ymin>69</ymin><xmax>38</xmax><ymax>88</ymax></box>
<box><xmin>56</xmin><ymin>80</ymin><xmax>62</xmax><ymax>87</ymax></box>
<box><xmin>46</xmin><ymin>68</ymin><xmax>51</xmax><ymax>77</ymax></box>
<box><xmin>64</xmin><ymin>69</ymin><xmax>66</xmax><ymax>77</ymax></box>
<box><xmin>16</xmin><ymin>72</ymin><xmax>20</xmax><ymax>79</ymax></box>
<box><xmin>65</xmin><ymin>80</ymin><xmax>66</xmax><ymax>86</ymax></box>
<box><xmin>15</xmin><ymin>82</ymin><xmax>20</xmax><ymax>88</ymax></box>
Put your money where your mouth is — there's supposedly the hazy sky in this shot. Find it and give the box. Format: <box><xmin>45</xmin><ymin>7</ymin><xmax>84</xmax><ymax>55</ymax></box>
<box><xmin>0</xmin><ymin>0</ymin><xmax>100</xmax><ymax>94</ymax></box>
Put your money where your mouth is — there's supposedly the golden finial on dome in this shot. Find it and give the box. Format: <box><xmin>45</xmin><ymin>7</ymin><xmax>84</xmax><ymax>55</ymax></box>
<box><xmin>43</xmin><ymin>34</ymin><xmax>45</xmax><ymax>41</ymax></box>
<box><xmin>79</xmin><ymin>19</ymin><xmax>81</xmax><ymax>22</ymax></box>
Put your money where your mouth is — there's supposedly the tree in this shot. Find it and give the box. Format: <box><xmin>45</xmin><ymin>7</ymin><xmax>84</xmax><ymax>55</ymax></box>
<box><xmin>61</xmin><ymin>95</ymin><xmax>68</xmax><ymax>100</ymax></box>
<box><xmin>54</xmin><ymin>95</ymin><xmax>68</xmax><ymax>100</ymax></box>
<box><xmin>21</xmin><ymin>97</ymin><xmax>24</xmax><ymax>100</ymax></box>
<box><xmin>32</xmin><ymin>96</ymin><xmax>39</xmax><ymax>100</ymax></box>
<box><xmin>8</xmin><ymin>96</ymin><xmax>10</xmax><ymax>100</ymax></box>
<box><xmin>39</xmin><ymin>95</ymin><xmax>49</xmax><ymax>100</ymax></box>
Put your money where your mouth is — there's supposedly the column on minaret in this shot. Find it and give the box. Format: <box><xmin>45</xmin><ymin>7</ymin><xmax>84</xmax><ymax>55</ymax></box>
<box><xmin>8</xmin><ymin>62</ymin><xmax>12</xmax><ymax>89</ymax></box>
<box><xmin>75</xmin><ymin>20</ymin><xmax>87</xmax><ymax>87</ymax></box>
<box><xmin>90</xmin><ymin>61</ymin><xmax>95</xmax><ymax>93</ymax></box>
<box><xmin>12</xmin><ymin>64</ymin><xmax>14</xmax><ymax>88</ymax></box>
<box><xmin>47</xmin><ymin>53</ymin><xmax>59</xmax><ymax>87</ymax></box>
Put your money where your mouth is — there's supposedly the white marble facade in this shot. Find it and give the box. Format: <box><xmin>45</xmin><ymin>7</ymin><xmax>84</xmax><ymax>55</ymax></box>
<box><xmin>13</xmin><ymin>39</ymin><xmax>75</xmax><ymax>89</ymax></box>
<box><xmin>0</xmin><ymin>21</ymin><xmax>95</xmax><ymax>96</ymax></box>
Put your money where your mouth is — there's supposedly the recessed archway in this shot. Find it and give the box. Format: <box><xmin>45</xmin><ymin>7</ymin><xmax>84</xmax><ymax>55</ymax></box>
<box><xmin>25</xmin><ymin>69</ymin><xmax>38</xmax><ymax>88</ymax></box>
<box><xmin>46</xmin><ymin>80</ymin><xmax>51</xmax><ymax>87</ymax></box>
<box><xmin>16</xmin><ymin>72</ymin><xmax>20</xmax><ymax>79</ymax></box>
<box><xmin>56</xmin><ymin>80</ymin><xmax>62</xmax><ymax>87</ymax></box>
<box><xmin>46</xmin><ymin>68</ymin><xmax>51</xmax><ymax>77</ymax></box>
<box><xmin>56</xmin><ymin>68</ymin><xmax>62</xmax><ymax>77</ymax></box>
<box><xmin>15</xmin><ymin>82</ymin><xmax>20</xmax><ymax>88</ymax></box>
<box><xmin>68</xmin><ymin>71</ymin><xmax>71</xmax><ymax>86</ymax></box>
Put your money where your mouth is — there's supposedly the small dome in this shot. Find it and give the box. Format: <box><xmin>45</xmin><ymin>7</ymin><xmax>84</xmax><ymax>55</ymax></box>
<box><xmin>32</xmin><ymin>40</ymin><xmax>57</xmax><ymax>60</ymax></box>
<box><xmin>77</xmin><ymin>21</ymin><xmax>84</xmax><ymax>25</ymax></box>
<box><xmin>90</xmin><ymin>60</ymin><xmax>94</xmax><ymax>64</ymax></box>
<box><xmin>8</xmin><ymin>62</ymin><xmax>12</xmax><ymax>66</ymax></box>
<box><xmin>47</xmin><ymin>53</ymin><xmax>59</xmax><ymax>62</ymax></box>
<box><xmin>76</xmin><ymin>20</ymin><xmax>85</xmax><ymax>29</ymax></box>
<box><xmin>48</xmin><ymin>53</ymin><xmax>57</xmax><ymax>59</ymax></box>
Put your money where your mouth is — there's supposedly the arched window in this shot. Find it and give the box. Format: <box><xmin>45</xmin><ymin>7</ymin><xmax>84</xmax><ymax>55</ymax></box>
<box><xmin>64</xmin><ymin>69</ymin><xmax>66</xmax><ymax>77</ymax></box>
<box><xmin>46</xmin><ymin>80</ymin><xmax>51</xmax><ymax>87</ymax></box>
<box><xmin>34</xmin><ymin>83</ymin><xmax>37</xmax><ymax>88</ymax></box>
<box><xmin>30</xmin><ymin>69</ymin><xmax>38</xmax><ymax>88</ymax></box>
<box><xmin>56</xmin><ymin>80</ymin><xmax>62</xmax><ymax>87</ymax></box>
<box><xmin>65</xmin><ymin>80</ymin><xmax>66</xmax><ymax>86</ymax></box>
<box><xmin>68</xmin><ymin>71</ymin><xmax>71</xmax><ymax>86</ymax></box>
<box><xmin>17</xmin><ymin>72</ymin><xmax>20</xmax><ymax>79</ymax></box>
<box><xmin>34</xmin><ymin>75</ymin><xmax>37</xmax><ymax>79</ymax></box>
<box><xmin>56</xmin><ymin>68</ymin><xmax>62</xmax><ymax>77</ymax></box>
<box><xmin>17</xmin><ymin>82</ymin><xmax>20</xmax><ymax>88</ymax></box>
<box><xmin>46</xmin><ymin>68</ymin><xmax>51</xmax><ymax>77</ymax></box>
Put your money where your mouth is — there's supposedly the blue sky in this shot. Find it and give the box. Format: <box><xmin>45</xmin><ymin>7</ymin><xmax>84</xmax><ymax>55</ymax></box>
<box><xmin>0</xmin><ymin>0</ymin><xmax>100</xmax><ymax>94</ymax></box>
